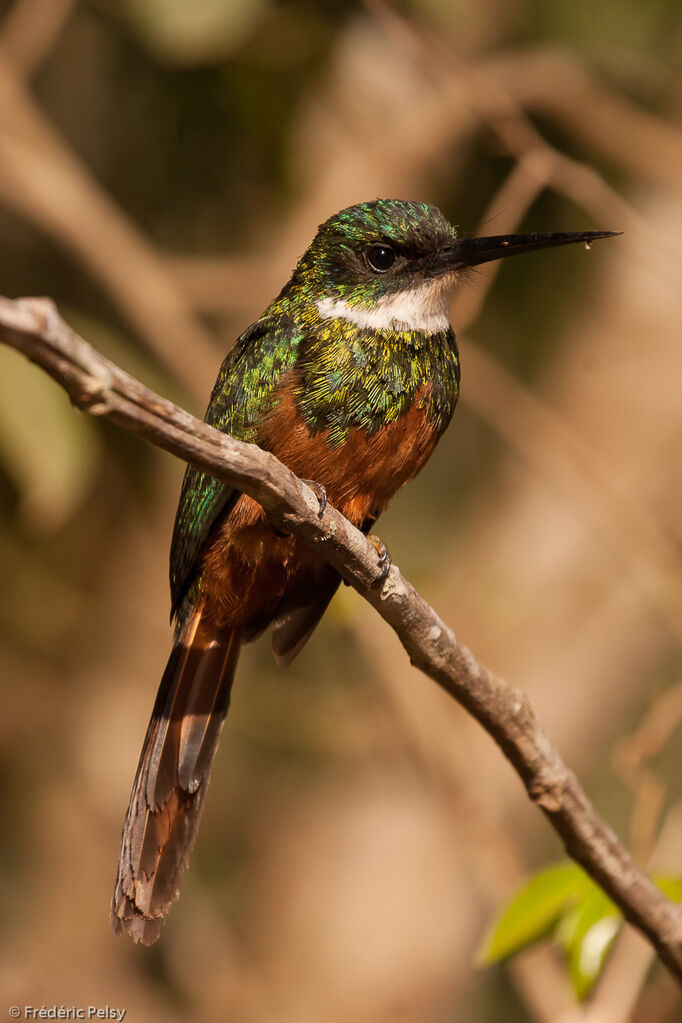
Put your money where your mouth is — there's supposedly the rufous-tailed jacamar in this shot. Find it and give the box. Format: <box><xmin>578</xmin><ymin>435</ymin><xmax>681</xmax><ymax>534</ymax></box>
<box><xmin>111</xmin><ymin>199</ymin><xmax>616</xmax><ymax>942</ymax></box>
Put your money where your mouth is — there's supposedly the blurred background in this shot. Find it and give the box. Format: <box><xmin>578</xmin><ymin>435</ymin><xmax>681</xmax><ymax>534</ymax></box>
<box><xmin>0</xmin><ymin>1</ymin><xmax>681</xmax><ymax>1020</ymax></box>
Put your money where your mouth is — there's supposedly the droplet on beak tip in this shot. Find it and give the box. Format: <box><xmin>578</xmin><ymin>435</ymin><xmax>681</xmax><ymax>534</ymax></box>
<box><xmin>584</xmin><ymin>241</ymin><xmax>592</xmax><ymax>251</ymax></box>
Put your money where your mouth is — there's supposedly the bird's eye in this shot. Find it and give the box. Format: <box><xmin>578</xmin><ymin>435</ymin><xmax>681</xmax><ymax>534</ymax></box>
<box><xmin>365</xmin><ymin>244</ymin><xmax>396</xmax><ymax>273</ymax></box>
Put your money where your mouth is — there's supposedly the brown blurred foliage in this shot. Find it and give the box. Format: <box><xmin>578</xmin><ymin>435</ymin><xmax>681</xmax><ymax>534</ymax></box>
<box><xmin>0</xmin><ymin>1</ymin><xmax>681</xmax><ymax>1020</ymax></box>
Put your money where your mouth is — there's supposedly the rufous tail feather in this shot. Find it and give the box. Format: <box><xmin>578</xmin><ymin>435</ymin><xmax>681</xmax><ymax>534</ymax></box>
<box><xmin>111</xmin><ymin>602</ymin><xmax>240</xmax><ymax>944</ymax></box>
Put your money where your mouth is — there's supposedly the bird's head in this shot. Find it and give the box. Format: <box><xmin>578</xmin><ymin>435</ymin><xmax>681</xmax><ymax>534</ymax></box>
<box><xmin>292</xmin><ymin>199</ymin><xmax>617</xmax><ymax>333</ymax></box>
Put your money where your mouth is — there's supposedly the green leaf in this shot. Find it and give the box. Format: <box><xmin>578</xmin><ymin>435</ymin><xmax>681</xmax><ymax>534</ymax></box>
<box><xmin>478</xmin><ymin>861</ymin><xmax>591</xmax><ymax>964</ymax></box>
<box><xmin>557</xmin><ymin>888</ymin><xmax>620</xmax><ymax>1000</ymax></box>
<box><xmin>653</xmin><ymin>875</ymin><xmax>682</xmax><ymax>901</ymax></box>
<box><xmin>480</xmin><ymin>865</ymin><xmax>682</xmax><ymax>998</ymax></box>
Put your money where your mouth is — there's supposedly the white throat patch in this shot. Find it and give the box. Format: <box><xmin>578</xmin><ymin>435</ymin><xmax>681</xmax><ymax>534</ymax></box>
<box><xmin>316</xmin><ymin>279</ymin><xmax>453</xmax><ymax>333</ymax></box>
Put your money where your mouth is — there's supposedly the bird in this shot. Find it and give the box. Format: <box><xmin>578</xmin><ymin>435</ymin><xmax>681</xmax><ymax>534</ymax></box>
<box><xmin>111</xmin><ymin>198</ymin><xmax>616</xmax><ymax>943</ymax></box>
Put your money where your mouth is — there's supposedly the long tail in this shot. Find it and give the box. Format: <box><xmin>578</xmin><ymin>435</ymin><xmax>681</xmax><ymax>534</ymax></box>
<box><xmin>111</xmin><ymin>603</ymin><xmax>240</xmax><ymax>944</ymax></box>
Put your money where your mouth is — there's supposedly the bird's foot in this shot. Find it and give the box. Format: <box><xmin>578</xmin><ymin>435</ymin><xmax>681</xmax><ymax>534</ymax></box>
<box><xmin>302</xmin><ymin>479</ymin><xmax>327</xmax><ymax>518</ymax></box>
<box><xmin>368</xmin><ymin>534</ymin><xmax>391</xmax><ymax>586</ymax></box>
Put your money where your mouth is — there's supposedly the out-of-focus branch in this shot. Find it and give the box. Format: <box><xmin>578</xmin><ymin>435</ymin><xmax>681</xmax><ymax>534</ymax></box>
<box><xmin>165</xmin><ymin>17</ymin><xmax>682</xmax><ymax>320</ymax></box>
<box><xmin>614</xmin><ymin>685</ymin><xmax>682</xmax><ymax>862</ymax></box>
<box><xmin>351</xmin><ymin>605</ymin><xmax>578</xmax><ymax>1022</ymax></box>
<box><xmin>488</xmin><ymin>47</ymin><xmax>682</xmax><ymax>195</ymax></box>
<box><xmin>363</xmin><ymin>0</ymin><xmax>682</xmax><ymax>302</ymax></box>
<box><xmin>1</xmin><ymin>292</ymin><xmax>681</xmax><ymax>982</ymax></box>
<box><xmin>360</xmin><ymin>0</ymin><xmax>682</xmax><ymax>640</ymax></box>
<box><xmin>0</xmin><ymin>57</ymin><xmax>219</xmax><ymax>398</ymax></box>
<box><xmin>352</xmin><ymin>155</ymin><xmax>682</xmax><ymax>1017</ymax></box>
<box><xmin>459</xmin><ymin>337</ymin><xmax>682</xmax><ymax>646</ymax></box>
<box><xmin>449</xmin><ymin>152</ymin><xmax>553</xmax><ymax>330</ymax></box>
<box><xmin>0</xmin><ymin>0</ymin><xmax>78</xmax><ymax>79</ymax></box>
<box><xmin>558</xmin><ymin>809</ymin><xmax>682</xmax><ymax>1023</ymax></box>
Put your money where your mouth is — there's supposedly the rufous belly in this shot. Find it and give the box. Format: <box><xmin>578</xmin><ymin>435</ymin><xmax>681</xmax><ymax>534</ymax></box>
<box><xmin>200</xmin><ymin>379</ymin><xmax>440</xmax><ymax>632</ymax></box>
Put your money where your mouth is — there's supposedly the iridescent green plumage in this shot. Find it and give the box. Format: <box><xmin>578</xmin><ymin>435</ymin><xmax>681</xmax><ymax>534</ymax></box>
<box><xmin>114</xmin><ymin>199</ymin><xmax>617</xmax><ymax>943</ymax></box>
<box><xmin>294</xmin><ymin>319</ymin><xmax>458</xmax><ymax>441</ymax></box>
<box><xmin>170</xmin><ymin>199</ymin><xmax>461</xmax><ymax>613</ymax></box>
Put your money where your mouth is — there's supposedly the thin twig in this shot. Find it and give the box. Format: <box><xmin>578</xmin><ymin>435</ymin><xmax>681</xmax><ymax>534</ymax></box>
<box><xmin>0</xmin><ymin>293</ymin><xmax>680</xmax><ymax>981</ymax></box>
<box><xmin>613</xmin><ymin>684</ymin><xmax>682</xmax><ymax>862</ymax></box>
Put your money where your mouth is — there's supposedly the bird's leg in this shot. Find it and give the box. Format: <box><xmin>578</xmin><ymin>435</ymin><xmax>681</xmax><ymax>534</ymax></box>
<box><xmin>302</xmin><ymin>479</ymin><xmax>327</xmax><ymax>518</ymax></box>
<box><xmin>368</xmin><ymin>534</ymin><xmax>391</xmax><ymax>586</ymax></box>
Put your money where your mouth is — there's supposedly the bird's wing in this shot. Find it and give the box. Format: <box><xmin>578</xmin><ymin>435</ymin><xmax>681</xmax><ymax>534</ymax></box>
<box><xmin>169</xmin><ymin>314</ymin><xmax>299</xmax><ymax>614</ymax></box>
<box><xmin>270</xmin><ymin>566</ymin><xmax>341</xmax><ymax>667</ymax></box>
<box><xmin>270</xmin><ymin>509</ymin><xmax>382</xmax><ymax>666</ymax></box>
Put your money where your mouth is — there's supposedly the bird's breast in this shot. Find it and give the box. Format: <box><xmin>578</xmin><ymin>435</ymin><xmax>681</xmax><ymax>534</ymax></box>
<box><xmin>257</xmin><ymin>376</ymin><xmax>442</xmax><ymax>525</ymax></box>
<box><xmin>199</xmin><ymin>370</ymin><xmax>449</xmax><ymax>630</ymax></box>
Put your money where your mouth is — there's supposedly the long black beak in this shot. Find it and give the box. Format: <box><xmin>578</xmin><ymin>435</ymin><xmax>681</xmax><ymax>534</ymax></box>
<box><xmin>442</xmin><ymin>230</ymin><xmax>620</xmax><ymax>270</ymax></box>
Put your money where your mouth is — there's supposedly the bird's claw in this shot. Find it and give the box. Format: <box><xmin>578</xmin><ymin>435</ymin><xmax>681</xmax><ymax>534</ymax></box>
<box><xmin>368</xmin><ymin>534</ymin><xmax>391</xmax><ymax>586</ymax></box>
<box><xmin>303</xmin><ymin>479</ymin><xmax>327</xmax><ymax>518</ymax></box>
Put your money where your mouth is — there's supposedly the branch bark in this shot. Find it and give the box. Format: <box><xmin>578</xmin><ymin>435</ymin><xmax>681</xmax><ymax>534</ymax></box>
<box><xmin>1</xmin><ymin>293</ymin><xmax>681</xmax><ymax>982</ymax></box>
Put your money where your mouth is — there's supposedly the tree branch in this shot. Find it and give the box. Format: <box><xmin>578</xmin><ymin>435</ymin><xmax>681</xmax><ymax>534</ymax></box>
<box><xmin>1</xmin><ymin>293</ymin><xmax>681</xmax><ymax>982</ymax></box>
